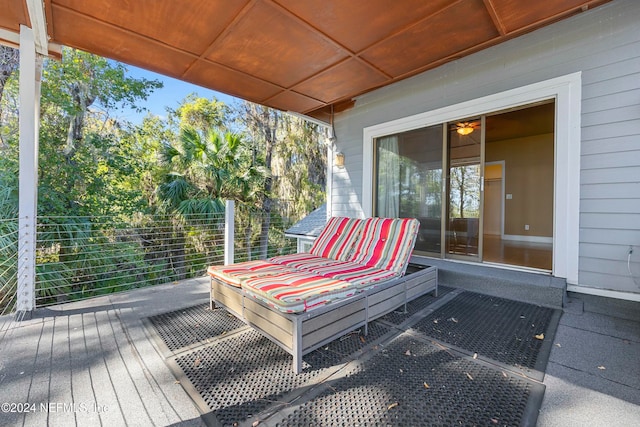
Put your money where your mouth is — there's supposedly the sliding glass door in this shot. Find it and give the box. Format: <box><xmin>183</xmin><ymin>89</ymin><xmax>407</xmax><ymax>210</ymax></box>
<box><xmin>445</xmin><ymin>118</ymin><xmax>483</xmax><ymax>261</ymax></box>
<box><xmin>372</xmin><ymin>101</ymin><xmax>555</xmax><ymax>272</ymax></box>
<box><xmin>375</xmin><ymin>125</ymin><xmax>443</xmax><ymax>256</ymax></box>
<box><xmin>375</xmin><ymin>119</ymin><xmax>485</xmax><ymax>261</ymax></box>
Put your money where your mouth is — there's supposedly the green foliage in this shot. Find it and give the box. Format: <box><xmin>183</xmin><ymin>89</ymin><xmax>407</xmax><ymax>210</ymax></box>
<box><xmin>0</xmin><ymin>146</ymin><xmax>18</xmax><ymax>314</ymax></box>
<box><xmin>32</xmin><ymin>48</ymin><xmax>168</xmax><ymax>302</ymax></box>
<box><xmin>37</xmin><ymin>48</ymin><xmax>163</xmax><ymax>219</ymax></box>
<box><xmin>156</xmin><ymin>124</ymin><xmax>266</xmax><ymax>213</ymax></box>
<box><xmin>36</xmin><ymin>262</ymin><xmax>73</xmax><ymax>302</ymax></box>
<box><xmin>234</xmin><ymin>101</ymin><xmax>327</xmax><ymax>221</ymax></box>
<box><xmin>274</xmin><ymin>114</ymin><xmax>327</xmax><ymax>219</ymax></box>
<box><xmin>0</xmin><ymin>47</ymin><xmax>326</xmax><ymax>309</ymax></box>
<box><xmin>172</xmin><ymin>94</ymin><xmax>228</xmax><ymax>131</ymax></box>
<box><xmin>0</xmin><ymin>184</ymin><xmax>18</xmax><ymax>314</ymax></box>
<box><xmin>41</xmin><ymin>48</ymin><xmax>162</xmax><ymax>115</ymax></box>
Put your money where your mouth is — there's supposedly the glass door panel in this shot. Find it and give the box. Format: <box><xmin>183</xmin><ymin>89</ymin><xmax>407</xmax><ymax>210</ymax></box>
<box><xmin>483</xmin><ymin>102</ymin><xmax>555</xmax><ymax>270</ymax></box>
<box><xmin>374</xmin><ymin>125</ymin><xmax>443</xmax><ymax>255</ymax></box>
<box><xmin>446</xmin><ymin>119</ymin><xmax>482</xmax><ymax>260</ymax></box>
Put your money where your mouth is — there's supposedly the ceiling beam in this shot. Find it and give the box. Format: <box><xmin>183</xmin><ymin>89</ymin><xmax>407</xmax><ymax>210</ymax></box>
<box><xmin>286</xmin><ymin>110</ymin><xmax>331</xmax><ymax>128</ymax></box>
<box><xmin>483</xmin><ymin>0</ymin><xmax>507</xmax><ymax>36</ymax></box>
<box><xmin>25</xmin><ymin>0</ymin><xmax>49</xmax><ymax>55</ymax></box>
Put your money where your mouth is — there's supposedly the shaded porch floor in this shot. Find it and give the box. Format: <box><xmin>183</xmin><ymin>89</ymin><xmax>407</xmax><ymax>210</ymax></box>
<box><xmin>0</xmin><ymin>277</ymin><xmax>638</xmax><ymax>426</ymax></box>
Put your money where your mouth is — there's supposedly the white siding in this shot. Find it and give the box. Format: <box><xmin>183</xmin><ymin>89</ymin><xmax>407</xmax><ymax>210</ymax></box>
<box><xmin>331</xmin><ymin>0</ymin><xmax>640</xmax><ymax>297</ymax></box>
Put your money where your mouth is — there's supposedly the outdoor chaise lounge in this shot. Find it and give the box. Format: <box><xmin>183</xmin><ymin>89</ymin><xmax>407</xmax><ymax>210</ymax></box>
<box><xmin>207</xmin><ymin>217</ymin><xmax>438</xmax><ymax>373</ymax></box>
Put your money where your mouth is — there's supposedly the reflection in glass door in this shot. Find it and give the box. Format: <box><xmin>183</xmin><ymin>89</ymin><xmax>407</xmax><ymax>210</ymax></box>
<box><xmin>374</xmin><ymin>125</ymin><xmax>443</xmax><ymax>256</ymax></box>
<box><xmin>372</xmin><ymin>102</ymin><xmax>555</xmax><ymax>271</ymax></box>
<box><xmin>446</xmin><ymin>118</ymin><xmax>483</xmax><ymax>260</ymax></box>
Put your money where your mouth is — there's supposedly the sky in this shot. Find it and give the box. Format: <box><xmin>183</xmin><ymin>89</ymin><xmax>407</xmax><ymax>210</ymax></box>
<box><xmin>117</xmin><ymin>64</ymin><xmax>239</xmax><ymax>124</ymax></box>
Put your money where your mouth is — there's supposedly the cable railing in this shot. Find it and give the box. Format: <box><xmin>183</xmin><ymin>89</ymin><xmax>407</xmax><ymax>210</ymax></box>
<box><xmin>35</xmin><ymin>212</ymin><xmax>226</xmax><ymax>307</ymax></box>
<box><xmin>233</xmin><ymin>204</ymin><xmax>298</xmax><ymax>264</ymax></box>
<box><xmin>0</xmin><ymin>218</ymin><xmax>18</xmax><ymax>316</ymax></box>
<box><xmin>34</xmin><ymin>204</ymin><xmax>303</xmax><ymax>307</ymax></box>
<box><xmin>0</xmin><ymin>200</ymin><xmax>309</xmax><ymax>312</ymax></box>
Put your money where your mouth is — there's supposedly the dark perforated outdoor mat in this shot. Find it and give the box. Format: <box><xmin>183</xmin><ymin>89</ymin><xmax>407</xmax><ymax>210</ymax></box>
<box><xmin>175</xmin><ymin>329</ymin><xmax>328</xmax><ymax>426</ymax></box>
<box><xmin>145</xmin><ymin>291</ymin><xmax>552</xmax><ymax>427</ymax></box>
<box><xmin>412</xmin><ymin>291</ymin><xmax>561</xmax><ymax>381</ymax></box>
<box><xmin>380</xmin><ymin>285</ymin><xmax>455</xmax><ymax>326</ymax></box>
<box><xmin>145</xmin><ymin>304</ymin><xmax>393</xmax><ymax>426</ymax></box>
<box><xmin>173</xmin><ymin>323</ymin><xmax>392</xmax><ymax>426</ymax></box>
<box><xmin>145</xmin><ymin>304</ymin><xmax>245</xmax><ymax>354</ymax></box>
<box><xmin>268</xmin><ymin>334</ymin><xmax>544</xmax><ymax>427</ymax></box>
<box><xmin>303</xmin><ymin>320</ymin><xmax>391</xmax><ymax>368</ymax></box>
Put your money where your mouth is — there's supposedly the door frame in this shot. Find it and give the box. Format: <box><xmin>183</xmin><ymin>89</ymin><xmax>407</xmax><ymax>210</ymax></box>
<box><xmin>362</xmin><ymin>72</ymin><xmax>581</xmax><ymax>283</ymax></box>
<box><xmin>483</xmin><ymin>160</ymin><xmax>505</xmax><ymax>238</ymax></box>
<box><xmin>444</xmin><ymin>116</ymin><xmax>485</xmax><ymax>263</ymax></box>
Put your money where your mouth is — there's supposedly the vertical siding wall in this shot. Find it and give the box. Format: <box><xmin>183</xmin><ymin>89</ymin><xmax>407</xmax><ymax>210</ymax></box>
<box><xmin>331</xmin><ymin>0</ymin><xmax>640</xmax><ymax>296</ymax></box>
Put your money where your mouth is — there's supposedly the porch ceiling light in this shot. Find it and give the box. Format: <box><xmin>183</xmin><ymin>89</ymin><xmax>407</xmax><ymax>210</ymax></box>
<box><xmin>456</xmin><ymin>123</ymin><xmax>474</xmax><ymax>135</ymax></box>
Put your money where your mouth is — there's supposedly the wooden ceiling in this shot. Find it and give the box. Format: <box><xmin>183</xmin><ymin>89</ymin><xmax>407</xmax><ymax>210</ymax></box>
<box><xmin>1</xmin><ymin>0</ymin><xmax>611</xmax><ymax>122</ymax></box>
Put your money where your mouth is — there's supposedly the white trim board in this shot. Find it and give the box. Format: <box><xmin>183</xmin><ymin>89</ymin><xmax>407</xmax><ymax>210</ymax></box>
<box><xmin>362</xmin><ymin>72</ymin><xmax>581</xmax><ymax>284</ymax></box>
<box><xmin>566</xmin><ymin>285</ymin><xmax>640</xmax><ymax>303</ymax></box>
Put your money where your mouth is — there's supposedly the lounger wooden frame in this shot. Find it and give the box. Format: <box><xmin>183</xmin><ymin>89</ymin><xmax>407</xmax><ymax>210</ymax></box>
<box><xmin>210</xmin><ymin>264</ymin><xmax>438</xmax><ymax>373</ymax></box>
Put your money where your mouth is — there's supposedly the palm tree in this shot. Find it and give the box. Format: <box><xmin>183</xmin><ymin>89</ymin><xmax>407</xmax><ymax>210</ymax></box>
<box><xmin>156</xmin><ymin>126</ymin><xmax>265</xmax><ymax>275</ymax></box>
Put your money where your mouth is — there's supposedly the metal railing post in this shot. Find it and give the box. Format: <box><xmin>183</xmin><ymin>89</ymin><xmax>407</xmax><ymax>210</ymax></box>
<box><xmin>224</xmin><ymin>200</ymin><xmax>235</xmax><ymax>266</ymax></box>
<box><xmin>17</xmin><ymin>25</ymin><xmax>43</xmax><ymax>318</ymax></box>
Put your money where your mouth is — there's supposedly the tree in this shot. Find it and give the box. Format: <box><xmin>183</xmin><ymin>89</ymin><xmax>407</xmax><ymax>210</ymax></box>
<box><xmin>156</xmin><ymin>120</ymin><xmax>266</xmax><ymax>274</ymax></box>
<box><xmin>0</xmin><ymin>46</ymin><xmax>19</xmax><ymax>105</ymax></box>
<box><xmin>158</xmin><ymin>127</ymin><xmax>254</xmax><ymax>211</ymax></box>
<box><xmin>236</xmin><ymin>103</ymin><xmax>279</xmax><ymax>259</ymax></box>
<box><xmin>0</xmin><ymin>46</ymin><xmax>19</xmax><ymax>147</ymax></box>
<box><xmin>42</xmin><ymin>48</ymin><xmax>162</xmax><ymax>160</ymax></box>
<box><xmin>273</xmin><ymin>114</ymin><xmax>327</xmax><ymax>218</ymax></box>
<box><xmin>449</xmin><ymin>164</ymin><xmax>480</xmax><ymax>218</ymax></box>
<box><xmin>34</xmin><ymin>48</ymin><xmax>163</xmax><ymax>302</ymax></box>
<box><xmin>39</xmin><ymin>48</ymin><xmax>162</xmax><ymax>215</ymax></box>
<box><xmin>235</xmin><ymin>101</ymin><xmax>327</xmax><ymax>258</ymax></box>
<box><xmin>171</xmin><ymin>94</ymin><xmax>228</xmax><ymax>132</ymax></box>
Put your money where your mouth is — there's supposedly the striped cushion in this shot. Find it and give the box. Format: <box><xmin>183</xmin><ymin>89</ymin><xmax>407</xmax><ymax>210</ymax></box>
<box><xmin>305</xmin><ymin>260</ymin><xmax>399</xmax><ymax>289</ymax></box>
<box><xmin>308</xmin><ymin>217</ymin><xmax>364</xmax><ymax>261</ymax></box>
<box><xmin>207</xmin><ymin>260</ymin><xmax>294</xmax><ymax>287</ymax></box>
<box><xmin>269</xmin><ymin>253</ymin><xmax>336</xmax><ymax>271</ymax></box>
<box><xmin>347</xmin><ymin>217</ymin><xmax>420</xmax><ymax>275</ymax></box>
<box><xmin>241</xmin><ymin>270</ymin><xmax>357</xmax><ymax>313</ymax></box>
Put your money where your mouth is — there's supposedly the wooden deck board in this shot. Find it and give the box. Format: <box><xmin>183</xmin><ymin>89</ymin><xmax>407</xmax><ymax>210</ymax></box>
<box><xmin>0</xmin><ymin>322</ymin><xmax>44</xmax><ymax>427</ymax></box>
<box><xmin>26</xmin><ymin>320</ymin><xmax>54</xmax><ymax>426</ymax></box>
<box><xmin>118</xmin><ymin>310</ymin><xmax>192</xmax><ymax>425</ymax></box>
<box><xmin>68</xmin><ymin>313</ymin><xmax>101</xmax><ymax>427</ymax></box>
<box><xmin>0</xmin><ymin>278</ymin><xmax>209</xmax><ymax>427</ymax></box>
<box><xmin>49</xmin><ymin>316</ymin><xmax>77</xmax><ymax>427</ymax></box>
<box><xmin>99</xmin><ymin>309</ymin><xmax>151</xmax><ymax>426</ymax></box>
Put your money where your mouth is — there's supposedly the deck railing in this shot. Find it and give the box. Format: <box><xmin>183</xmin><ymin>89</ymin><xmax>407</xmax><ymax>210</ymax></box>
<box><xmin>0</xmin><ymin>218</ymin><xmax>18</xmax><ymax>316</ymax></box>
<box><xmin>27</xmin><ymin>203</ymin><xmax>299</xmax><ymax>309</ymax></box>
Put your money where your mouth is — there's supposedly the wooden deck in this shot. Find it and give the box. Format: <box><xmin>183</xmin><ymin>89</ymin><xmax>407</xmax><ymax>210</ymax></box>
<box><xmin>0</xmin><ymin>276</ymin><xmax>637</xmax><ymax>427</ymax></box>
<box><xmin>0</xmin><ymin>277</ymin><xmax>210</xmax><ymax>427</ymax></box>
